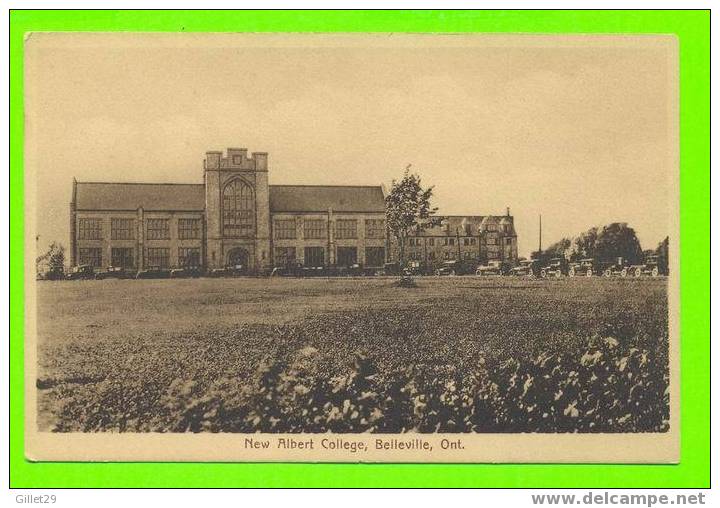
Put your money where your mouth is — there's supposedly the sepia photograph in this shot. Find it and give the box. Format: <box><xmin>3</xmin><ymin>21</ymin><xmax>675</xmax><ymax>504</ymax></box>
<box><xmin>24</xmin><ymin>32</ymin><xmax>679</xmax><ymax>463</ymax></box>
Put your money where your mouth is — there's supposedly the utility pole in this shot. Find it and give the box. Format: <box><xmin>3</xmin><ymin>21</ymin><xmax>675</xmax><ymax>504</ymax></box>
<box><xmin>538</xmin><ymin>214</ymin><xmax>542</xmax><ymax>253</ymax></box>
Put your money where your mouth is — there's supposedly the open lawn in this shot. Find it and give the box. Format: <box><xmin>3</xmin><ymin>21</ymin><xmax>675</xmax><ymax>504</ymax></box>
<box><xmin>35</xmin><ymin>276</ymin><xmax>669</xmax><ymax>433</ymax></box>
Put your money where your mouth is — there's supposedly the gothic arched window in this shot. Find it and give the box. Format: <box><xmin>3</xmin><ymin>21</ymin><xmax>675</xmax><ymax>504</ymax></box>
<box><xmin>222</xmin><ymin>179</ymin><xmax>254</xmax><ymax>237</ymax></box>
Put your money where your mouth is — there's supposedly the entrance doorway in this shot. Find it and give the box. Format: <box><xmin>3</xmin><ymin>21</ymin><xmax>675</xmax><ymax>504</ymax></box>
<box><xmin>226</xmin><ymin>247</ymin><xmax>250</xmax><ymax>271</ymax></box>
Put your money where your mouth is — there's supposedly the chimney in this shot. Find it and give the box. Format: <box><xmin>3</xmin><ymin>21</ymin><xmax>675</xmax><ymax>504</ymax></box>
<box><xmin>506</xmin><ymin>207</ymin><xmax>510</xmax><ymax>217</ymax></box>
<box><xmin>252</xmin><ymin>152</ymin><xmax>268</xmax><ymax>171</ymax></box>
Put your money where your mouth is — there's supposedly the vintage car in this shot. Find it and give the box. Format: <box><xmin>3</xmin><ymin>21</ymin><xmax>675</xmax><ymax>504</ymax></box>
<box><xmin>135</xmin><ymin>266</ymin><xmax>171</xmax><ymax>279</ymax></box>
<box><xmin>435</xmin><ymin>260</ymin><xmax>474</xmax><ymax>276</ymax></box>
<box><xmin>169</xmin><ymin>266</ymin><xmax>203</xmax><ymax>278</ymax></box>
<box><xmin>95</xmin><ymin>266</ymin><xmax>133</xmax><ymax>280</ymax></box>
<box><xmin>539</xmin><ymin>258</ymin><xmax>568</xmax><ymax>278</ymax></box>
<box><xmin>377</xmin><ymin>262</ymin><xmax>401</xmax><ymax>276</ymax></box>
<box><xmin>475</xmin><ymin>260</ymin><xmax>506</xmax><ymax>276</ymax></box>
<box><xmin>38</xmin><ymin>266</ymin><xmax>65</xmax><ymax>281</ymax></box>
<box><xmin>510</xmin><ymin>259</ymin><xmax>536</xmax><ymax>277</ymax></box>
<box><xmin>568</xmin><ymin>258</ymin><xmax>595</xmax><ymax>277</ymax></box>
<box><xmin>601</xmin><ymin>258</ymin><xmax>629</xmax><ymax>278</ymax></box>
<box><xmin>270</xmin><ymin>262</ymin><xmax>303</xmax><ymax>277</ymax></box>
<box><xmin>627</xmin><ymin>255</ymin><xmax>661</xmax><ymax>277</ymax></box>
<box><xmin>66</xmin><ymin>264</ymin><xmax>95</xmax><ymax>280</ymax></box>
<box><xmin>405</xmin><ymin>260</ymin><xmax>428</xmax><ymax>276</ymax></box>
<box><xmin>209</xmin><ymin>264</ymin><xmax>246</xmax><ymax>277</ymax></box>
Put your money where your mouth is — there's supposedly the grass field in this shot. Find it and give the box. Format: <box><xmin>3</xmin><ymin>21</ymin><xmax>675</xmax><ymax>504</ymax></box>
<box><xmin>35</xmin><ymin>276</ymin><xmax>669</xmax><ymax>433</ymax></box>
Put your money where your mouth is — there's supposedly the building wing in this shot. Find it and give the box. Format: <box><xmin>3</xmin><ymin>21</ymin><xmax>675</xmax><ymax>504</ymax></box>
<box><xmin>74</xmin><ymin>182</ymin><xmax>205</xmax><ymax>211</ymax></box>
<box><xmin>269</xmin><ymin>185</ymin><xmax>385</xmax><ymax>213</ymax></box>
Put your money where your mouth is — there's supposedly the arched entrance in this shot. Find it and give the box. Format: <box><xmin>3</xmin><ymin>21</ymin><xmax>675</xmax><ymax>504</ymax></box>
<box><xmin>226</xmin><ymin>247</ymin><xmax>249</xmax><ymax>271</ymax></box>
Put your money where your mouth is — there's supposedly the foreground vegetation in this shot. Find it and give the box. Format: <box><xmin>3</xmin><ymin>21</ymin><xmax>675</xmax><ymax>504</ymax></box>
<box><xmin>36</xmin><ymin>277</ymin><xmax>669</xmax><ymax>433</ymax></box>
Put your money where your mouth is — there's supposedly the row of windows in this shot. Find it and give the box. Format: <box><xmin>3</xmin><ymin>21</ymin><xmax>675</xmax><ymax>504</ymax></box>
<box><xmin>273</xmin><ymin>219</ymin><xmax>386</xmax><ymax>240</ymax></box>
<box><xmin>78</xmin><ymin>247</ymin><xmax>201</xmax><ymax>269</ymax></box>
<box><xmin>408</xmin><ymin>251</ymin><xmax>482</xmax><ymax>261</ymax></box>
<box><xmin>78</xmin><ymin>218</ymin><xmax>203</xmax><ymax>240</ymax></box>
<box><xmin>274</xmin><ymin>246</ymin><xmax>386</xmax><ymax>268</ymax></box>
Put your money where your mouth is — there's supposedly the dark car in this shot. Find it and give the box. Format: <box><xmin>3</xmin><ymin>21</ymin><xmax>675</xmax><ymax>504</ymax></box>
<box><xmin>378</xmin><ymin>262</ymin><xmax>401</xmax><ymax>276</ymax></box>
<box><xmin>66</xmin><ymin>265</ymin><xmax>95</xmax><ymax>280</ymax></box>
<box><xmin>39</xmin><ymin>266</ymin><xmax>65</xmax><ymax>281</ymax></box>
<box><xmin>627</xmin><ymin>255</ymin><xmax>662</xmax><ymax>278</ymax></box>
<box><xmin>539</xmin><ymin>258</ymin><xmax>568</xmax><ymax>278</ymax></box>
<box><xmin>170</xmin><ymin>266</ymin><xmax>203</xmax><ymax>278</ymax></box>
<box><xmin>95</xmin><ymin>266</ymin><xmax>133</xmax><ymax>280</ymax></box>
<box><xmin>270</xmin><ymin>262</ymin><xmax>303</xmax><ymax>277</ymax></box>
<box><xmin>568</xmin><ymin>258</ymin><xmax>595</xmax><ymax>278</ymax></box>
<box><xmin>510</xmin><ymin>259</ymin><xmax>536</xmax><ymax>277</ymax></box>
<box><xmin>435</xmin><ymin>260</ymin><xmax>474</xmax><ymax>276</ymax></box>
<box><xmin>600</xmin><ymin>257</ymin><xmax>629</xmax><ymax>278</ymax></box>
<box><xmin>135</xmin><ymin>266</ymin><xmax>171</xmax><ymax>279</ymax></box>
<box><xmin>475</xmin><ymin>260</ymin><xmax>507</xmax><ymax>276</ymax></box>
<box><xmin>209</xmin><ymin>264</ymin><xmax>247</xmax><ymax>277</ymax></box>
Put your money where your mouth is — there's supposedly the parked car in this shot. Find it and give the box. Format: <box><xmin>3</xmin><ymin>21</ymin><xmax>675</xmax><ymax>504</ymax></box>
<box><xmin>38</xmin><ymin>266</ymin><xmax>65</xmax><ymax>280</ymax></box>
<box><xmin>95</xmin><ymin>266</ymin><xmax>133</xmax><ymax>280</ymax></box>
<box><xmin>435</xmin><ymin>260</ymin><xmax>475</xmax><ymax>276</ymax></box>
<box><xmin>568</xmin><ymin>258</ymin><xmax>595</xmax><ymax>278</ymax></box>
<box><xmin>270</xmin><ymin>262</ymin><xmax>303</xmax><ymax>277</ymax></box>
<box><xmin>169</xmin><ymin>266</ymin><xmax>203</xmax><ymax>278</ymax></box>
<box><xmin>601</xmin><ymin>258</ymin><xmax>629</xmax><ymax>278</ymax></box>
<box><xmin>475</xmin><ymin>260</ymin><xmax>506</xmax><ymax>276</ymax></box>
<box><xmin>209</xmin><ymin>264</ymin><xmax>247</xmax><ymax>277</ymax></box>
<box><xmin>135</xmin><ymin>266</ymin><xmax>171</xmax><ymax>279</ymax></box>
<box><xmin>627</xmin><ymin>255</ymin><xmax>661</xmax><ymax>277</ymax></box>
<box><xmin>539</xmin><ymin>258</ymin><xmax>568</xmax><ymax>278</ymax></box>
<box><xmin>405</xmin><ymin>260</ymin><xmax>427</xmax><ymax>276</ymax></box>
<box><xmin>509</xmin><ymin>259</ymin><xmax>536</xmax><ymax>277</ymax></box>
<box><xmin>378</xmin><ymin>262</ymin><xmax>401</xmax><ymax>276</ymax></box>
<box><xmin>66</xmin><ymin>265</ymin><xmax>95</xmax><ymax>280</ymax></box>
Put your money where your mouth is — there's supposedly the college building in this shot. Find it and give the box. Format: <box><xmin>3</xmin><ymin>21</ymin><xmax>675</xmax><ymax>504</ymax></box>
<box><xmin>69</xmin><ymin>147</ymin><xmax>517</xmax><ymax>272</ymax></box>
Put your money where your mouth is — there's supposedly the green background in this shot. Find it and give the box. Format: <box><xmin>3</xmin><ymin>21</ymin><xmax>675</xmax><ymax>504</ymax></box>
<box><xmin>10</xmin><ymin>10</ymin><xmax>710</xmax><ymax>488</ymax></box>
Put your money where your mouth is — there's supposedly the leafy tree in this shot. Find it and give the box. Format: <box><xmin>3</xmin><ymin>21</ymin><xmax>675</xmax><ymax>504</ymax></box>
<box><xmin>36</xmin><ymin>242</ymin><xmax>65</xmax><ymax>276</ymax></box>
<box><xmin>566</xmin><ymin>227</ymin><xmax>599</xmax><ymax>261</ymax></box>
<box><xmin>385</xmin><ymin>166</ymin><xmax>438</xmax><ymax>264</ymax></box>
<box><xmin>593</xmin><ymin>223</ymin><xmax>643</xmax><ymax>264</ymax></box>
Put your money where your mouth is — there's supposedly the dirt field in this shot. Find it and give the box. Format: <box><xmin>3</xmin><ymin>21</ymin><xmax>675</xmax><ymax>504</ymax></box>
<box><xmin>35</xmin><ymin>276</ymin><xmax>669</xmax><ymax>432</ymax></box>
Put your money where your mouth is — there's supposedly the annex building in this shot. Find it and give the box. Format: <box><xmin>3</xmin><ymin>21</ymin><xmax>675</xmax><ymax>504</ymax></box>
<box><xmin>69</xmin><ymin>147</ymin><xmax>518</xmax><ymax>273</ymax></box>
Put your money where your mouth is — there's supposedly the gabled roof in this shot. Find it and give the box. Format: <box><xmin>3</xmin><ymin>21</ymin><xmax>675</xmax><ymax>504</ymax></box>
<box><xmin>269</xmin><ymin>185</ymin><xmax>385</xmax><ymax>213</ymax></box>
<box><xmin>74</xmin><ymin>182</ymin><xmax>205</xmax><ymax>211</ymax></box>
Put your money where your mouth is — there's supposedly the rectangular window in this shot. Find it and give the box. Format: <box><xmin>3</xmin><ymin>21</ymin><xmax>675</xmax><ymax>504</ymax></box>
<box><xmin>274</xmin><ymin>247</ymin><xmax>297</xmax><ymax>267</ymax></box>
<box><xmin>146</xmin><ymin>248</ymin><xmax>170</xmax><ymax>269</ymax></box>
<box><xmin>78</xmin><ymin>218</ymin><xmax>102</xmax><ymax>240</ymax></box>
<box><xmin>336</xmin><ymin>246</ymin><xmax>357</xmax><ymax>267</ymax></box>
<box><xmin>464</xmin><ymin>252</ymin><xmax>473</xmax><ymax>260</ymax></box>
<box><xmin>178</xmin><ymin>247</ymin><xmax>201</xmax><ymax>267</ymax></box>
<box><xmin>146</xmin><ymin>219</ymin><xmax>170</xmax><ymax>240</ymax></box>
<box><xmin>304</xmin><ymin>247</ymin><xmax>325</xmax><ymax>267</ymax></box>
<box><xmin>303</xmin><ymin>219</ymin><xmax>326</xmax><ymax>239</ymax></box>
<box><xmin>443</xmin><ymin>238</ymin><xmax>449</xmax><ymax>246</ymax></box>
<box><xmin>78</xmin><ymin>247</ymin><xmax>102</xmax><ymax>267</ymax></box>
<box><xmin>449</xmin><ymin>238</ymin><xmax>455</xmax><ymax>246</ymax></box>
<box><xmin>274</xmin><ymin>219</ymin><xmax>297</xmax><ymax>239</ymax></box>
<box><xmin>470</xmin><ymin>238</ymin><xmax>477</xmax><ymax>245</ymax></box>
<box><xmin>428</xmin><ymin>238</ymin><xmax>435</xmax><ymax>246</ymax></box>
<box><xmin>487</xmin><ymin>237</ymin><xmax>497</xmax><ymax>245</ymax></box>
<box><xmin>111</xmin><ymin>248</ymin><xmax>134</xmax><ymax>268</ymax></box>
<box><xmin>365</xmin><ymin>247</ymin><xmax>385</xmax><ymax>267</ymax></box>
<box><xmin>365</xmin><ymin>219</ymin><xmax>385</xmax><ymax>239</ymax></box>
<box><xmin>178</xmin><ymin>219</ymin><xmax>201</xmax><ymax>240</ymax></box>
<box><xmin>335</xmin><ymin>219</ymin><xmax>357</xmax><ymax>240</ymax></box>
<box><xmin>506</xmin><ymin>237</ymin><xmax>513</xmax><ymax>245</ymax></box>
<box><xmin>111</xmin><ymin>218</ymin><xmax>135</xmax><ymax>240</ymax></box>
<box><xmin>463</xmin><ymin>238</ymin><xmax>470</xmax><ymax>246</ymax></box>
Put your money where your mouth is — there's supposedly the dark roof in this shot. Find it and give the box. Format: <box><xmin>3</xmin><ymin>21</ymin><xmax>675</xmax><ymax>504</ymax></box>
<box><xmin>75</xmin><ymin>182</ymin><xmax>205</xmax><ymax>211</ymax></box>
<box><xmin>269</xmin><ymin>185</ymin><xmax>385</xmax><ymax>213</ymax></box>
<box><xmin>73</xmin><ymin>182</ymin><xmax>386</xmax><ymax>213</ymax></box>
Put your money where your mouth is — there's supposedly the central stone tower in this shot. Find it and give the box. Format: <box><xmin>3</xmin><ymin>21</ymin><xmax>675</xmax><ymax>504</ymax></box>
<box><xmin>204</xmin><ymin>147</ymin><xmax>270</xmax><ymax>272</ymax></box>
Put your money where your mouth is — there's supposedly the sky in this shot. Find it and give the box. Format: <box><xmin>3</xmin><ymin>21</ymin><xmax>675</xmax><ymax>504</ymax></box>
<box><xmin>25</xmin><ymin>34</ymin><xmax>676</xmax><ymax>257</ymax></box>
